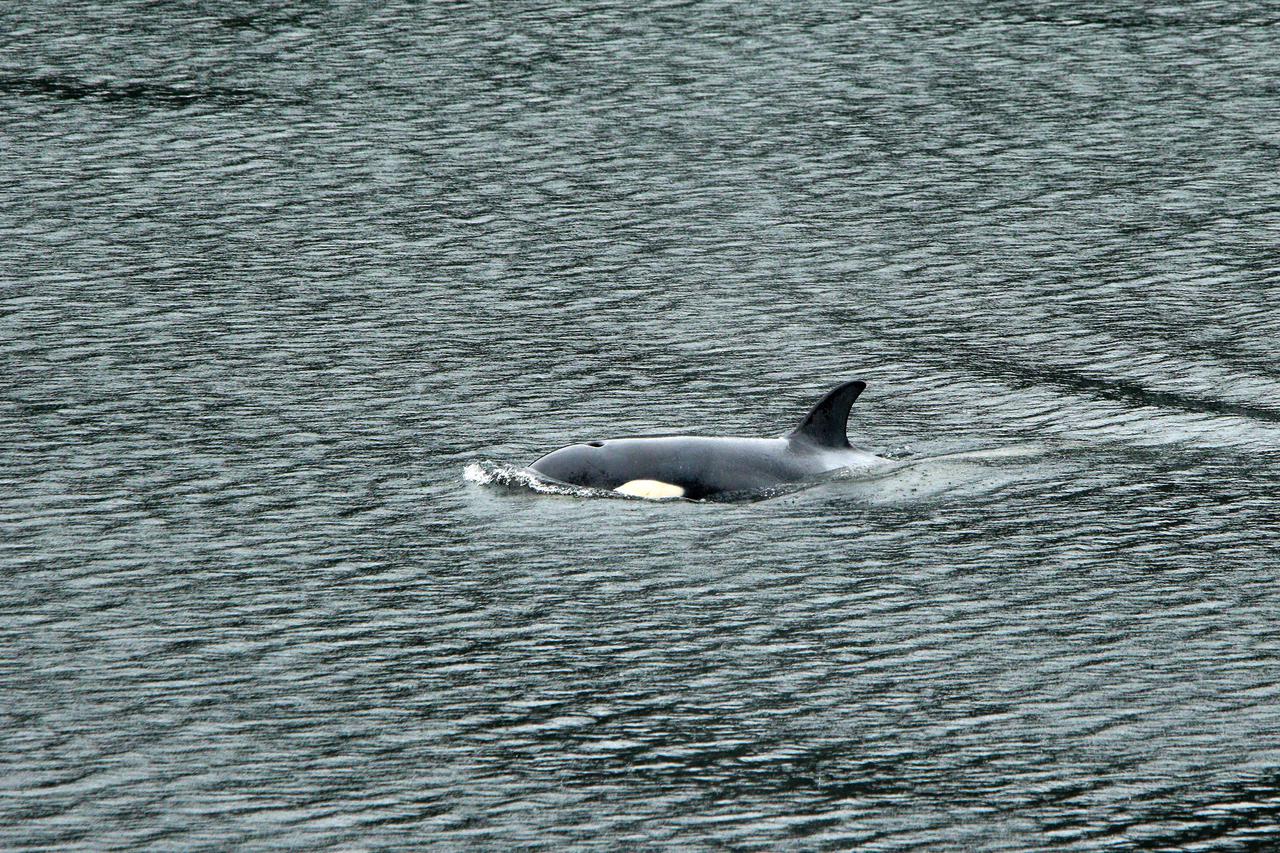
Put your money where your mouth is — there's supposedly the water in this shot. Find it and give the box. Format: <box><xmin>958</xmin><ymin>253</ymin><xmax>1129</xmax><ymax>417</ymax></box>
<box><xmin>3</xmin><ymin>2</ymin><xmax>1280</xmax><ymax>848</ymax></box>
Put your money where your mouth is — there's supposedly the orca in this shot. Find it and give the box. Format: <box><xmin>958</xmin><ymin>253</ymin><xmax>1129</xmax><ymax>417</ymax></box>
<box><xmin>528</xmin><ymin>380</ymin><xmax>889</xmax><ymax>501</ymax></box>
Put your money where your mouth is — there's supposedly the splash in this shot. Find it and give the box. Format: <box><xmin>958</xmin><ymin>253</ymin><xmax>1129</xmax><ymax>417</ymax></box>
<box><xmin>464</xmin><ymin>460</ymin><xmax>612</xmax><ymax>499</ymax></box>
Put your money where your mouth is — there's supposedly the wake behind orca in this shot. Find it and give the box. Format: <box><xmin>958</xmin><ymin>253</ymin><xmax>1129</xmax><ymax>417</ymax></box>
<box><xmin>528</xmin><ymin>380</ymin><xmax>890</xmax><ymax>501</ymax></box>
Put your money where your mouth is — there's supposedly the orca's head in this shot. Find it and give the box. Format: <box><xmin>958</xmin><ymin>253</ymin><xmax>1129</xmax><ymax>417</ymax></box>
<box><xmin>528</xmin><ymin>441</ymin><xmax>614</xmax><ymax>488</ymax></box>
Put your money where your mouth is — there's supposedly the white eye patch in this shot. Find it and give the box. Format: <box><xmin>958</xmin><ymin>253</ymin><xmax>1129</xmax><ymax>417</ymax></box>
<box><xmin>614</xmin><ymin>480</ymin><xmax>685</xmax><ymax>500</ymax></box>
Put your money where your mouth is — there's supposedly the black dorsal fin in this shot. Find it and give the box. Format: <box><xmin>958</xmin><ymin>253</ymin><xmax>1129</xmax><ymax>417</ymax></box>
<box><xmin>787</xmin><ymin>380</ymin><xmax>867</xmax><ymax>448</ymax></box>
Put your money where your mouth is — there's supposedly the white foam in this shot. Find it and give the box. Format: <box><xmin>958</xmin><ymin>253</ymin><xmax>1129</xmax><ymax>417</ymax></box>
<box><xmin>463</xmin><ymin>460</ymin><xmax>608</xmax><ymax>498</ymax></box>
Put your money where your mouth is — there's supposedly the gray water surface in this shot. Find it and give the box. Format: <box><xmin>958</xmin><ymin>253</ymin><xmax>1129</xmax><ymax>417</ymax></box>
<box><xmin>4</xmin><ymin>2</ymin><xmax>1280</xmax><ymax>849</ymax></box>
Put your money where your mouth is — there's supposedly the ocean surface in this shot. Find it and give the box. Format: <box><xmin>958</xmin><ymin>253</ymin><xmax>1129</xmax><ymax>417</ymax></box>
<box><xmin>4</xmin><ymin>2</ymin><xmax>1280</xmax><ymax>849</ymax></box>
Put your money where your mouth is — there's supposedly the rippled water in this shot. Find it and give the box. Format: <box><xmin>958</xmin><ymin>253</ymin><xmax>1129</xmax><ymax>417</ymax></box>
<box><xmin>4</xmin><ymin>2</ymin><xmax>1280</xmax><ymax>848</ymax></box>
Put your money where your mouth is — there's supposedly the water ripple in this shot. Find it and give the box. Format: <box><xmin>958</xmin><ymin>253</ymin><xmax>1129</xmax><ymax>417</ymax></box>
<box><xmin>4</xmin><ymin>0</ymin><xmax>1280</xmax><ymax>849</ymax></box>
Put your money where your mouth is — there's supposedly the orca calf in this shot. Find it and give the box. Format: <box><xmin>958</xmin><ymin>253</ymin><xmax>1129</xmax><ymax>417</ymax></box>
<box><xmin>528</xmin><ymin>380</ymin><xmax>888</xmax><ymax>501</ymax></box>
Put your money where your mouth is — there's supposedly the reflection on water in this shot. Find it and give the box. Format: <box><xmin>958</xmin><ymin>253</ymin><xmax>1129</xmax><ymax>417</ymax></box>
<box><xmin>3</xmin><ymin>1</ymin><xmax>1280</xmax><ymax>848</ymax></box>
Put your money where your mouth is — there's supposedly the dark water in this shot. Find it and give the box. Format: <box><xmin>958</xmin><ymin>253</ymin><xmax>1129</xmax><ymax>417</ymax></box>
<box><xmin>4</xmin><ymin>2</ymin><xmax>1280</xmax><ymax>848</ymax></box>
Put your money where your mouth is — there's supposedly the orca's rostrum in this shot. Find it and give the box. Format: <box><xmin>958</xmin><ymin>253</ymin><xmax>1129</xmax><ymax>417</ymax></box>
<box><xmin>528</xmin><ymin>380</ymin><xmax>889</xmax><ymax>500</ymax></box>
